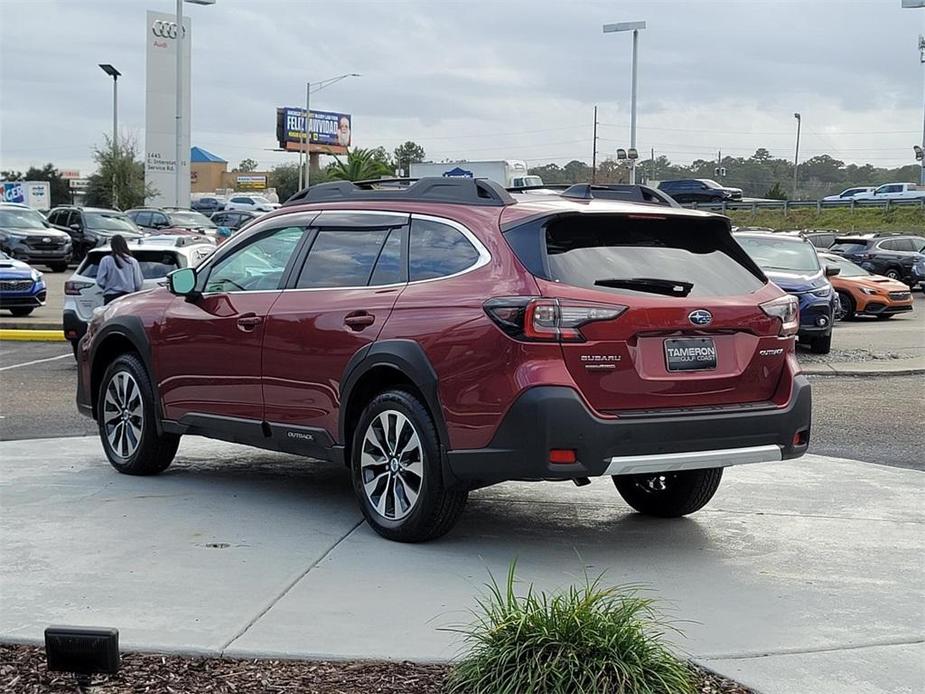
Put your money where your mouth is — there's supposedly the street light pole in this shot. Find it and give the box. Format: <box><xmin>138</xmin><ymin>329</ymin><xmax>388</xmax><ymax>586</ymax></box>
<box><xmin>603</xmin><ymin>21</ymin><xmax>646</xmax><ymax>185</ymax></box>
<box><xmin>300</xmin><ymin>73</ymin><xmax>360</xmax><ymax>190</ymax></box>
<box><xmin>792</xmin><ymin>112</ymin><xmax>802</xmax><ymax>200</ymax></box>
<box><xmin>99</xmin><ymin>64</ymin><xmax>121</xmax><ymax>208</ymax></box>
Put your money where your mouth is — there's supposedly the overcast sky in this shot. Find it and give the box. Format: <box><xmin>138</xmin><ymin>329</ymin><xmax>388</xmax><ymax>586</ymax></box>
<box><xmin>1</xmin><ymin>0</ymin><xmax>923</xmax><ymax>176</ymax></box>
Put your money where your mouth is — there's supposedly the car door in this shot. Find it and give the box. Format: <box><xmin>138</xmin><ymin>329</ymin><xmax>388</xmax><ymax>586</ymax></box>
<box><xmin>154</xmin><ymin>222</ymin><xmax>309</xmax><ymax>427</ymax></box>
<box><xmin>261</xmin><ymin>211</ymin><xmax>409</xmax><ymax>449</ymax></box>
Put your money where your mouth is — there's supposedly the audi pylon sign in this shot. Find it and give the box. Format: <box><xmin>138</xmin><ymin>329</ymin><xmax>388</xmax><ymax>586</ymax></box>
<box><xmin>145</xmin><ymin>10</ymin><xmax>191</xmax><ymax>207</ymax></box>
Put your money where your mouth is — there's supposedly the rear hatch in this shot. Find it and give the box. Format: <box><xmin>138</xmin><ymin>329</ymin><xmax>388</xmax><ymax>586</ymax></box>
<box><xmin>507</xmin><ymin>212</ymin><xmax>789</xmax><ymax>413</ymax></box>
<box><xmin>67</xmin><ymin>250</ymin><xmax>184</xmax><ymax>320</ymax></box>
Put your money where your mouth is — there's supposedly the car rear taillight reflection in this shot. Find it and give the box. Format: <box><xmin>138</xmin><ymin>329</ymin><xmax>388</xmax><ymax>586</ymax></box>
<box><xmin>760</xmin><ymin>294</ymin><xmax>799</xmax><ymax>337</ymax></box>
<box><xmin>484</xmin><ymin>297</ymin><xmax>626</xmax><ymax>342</ymax></box>
<box><xmin>64</xmin><ymin>281</ymin><xmax>94</xmax><ymax>295</ymax></box>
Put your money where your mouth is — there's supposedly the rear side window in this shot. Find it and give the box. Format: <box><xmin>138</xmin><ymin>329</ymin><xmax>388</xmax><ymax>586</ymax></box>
<box><xmin>830</xmin><ymin>242</ymin><xmax>868</xmax><ymax>254</ymax></box>
<box><xmin>296</xmin><ymin>229</ymin><xmax>390</xmax><ymax>288</ymax></box>
<box><xmin>409</xmin><ymin>219</ymin><xmax>480</xmax><ymax>281</ymax></box>
<box><xmin>538</xmin><ymin>215</ymin><xmax>764</xmax><ymax>298</ymax></box>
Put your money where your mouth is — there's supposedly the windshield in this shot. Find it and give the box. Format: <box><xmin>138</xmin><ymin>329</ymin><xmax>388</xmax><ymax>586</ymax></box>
<box><xmin>737</xmin><ymin>236</ymin><xmax>821</xmax><ymax>273</ymax></box>
<box><xmin>168</xmin><ymin>211</ymin><xmax>217</xmax><ymax>228</ymax></box>
<box><xmin>84</xmin><ymin>212</ymin><xmax>139</xmax><ymax>232</ymax></box>
<box><xmin>821</xmin><ymin>254</ymin><xmax>869</xmax><ymax>278</ymax></box>
<box><xmin>0</xmin><ymin>250</ymin><xmax>10</xmax><ymax>260</ymax></box>
<box><xmin>0</xmin><ymin>208</ymin><xmax>47</xmax><ymax>229</ymax></box>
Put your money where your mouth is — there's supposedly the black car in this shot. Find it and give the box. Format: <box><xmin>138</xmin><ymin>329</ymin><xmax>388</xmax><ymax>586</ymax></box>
<box><xmin>125</xmin><ymin>208</ymin><xmax>217</xmax><ymax>235</ymax></box>
<box><xmin>657</xmin><ymin>179</ymin><xmax>743</xmax><ymax>204</ymax></box>
<box><xmin>209</xmin><ymin>209</ymin><xmax>262</xmax><ymax>232</ymax></box>
<box><xmin>0</xmin><ymin>204</ymin><xmax>73</xmax><ymax>271</ymax></box>
<box><xmin>828</xmin><ymin>234</ymin><xmax>925</xmax><ymax>288</ymax></box>
<box><xmin>46</xmin><ymin>207</ymin><xmax>143</xmax><ymax>262</ymax></box>
<box><xmin>191</xmin><ymin>196</ymin><xmax>226</xmax><ymax>216</ymax></box>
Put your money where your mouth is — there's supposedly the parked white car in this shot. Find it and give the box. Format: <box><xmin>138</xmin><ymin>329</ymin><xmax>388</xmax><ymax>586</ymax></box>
<box><xmin>822</xmin><ymin>187</ymin><xmax>875</xmax><ymax>202</ymax></box>
<box><xmin>223</xmin><ymin>194</ymin><xmax>281</xmax><ymax>213</ymax></box>
<box><xmin>854</xmin><ymin>183</ymin><xmax>925</xmax><ymax>201</ymax></box>
<box><xmin>62</xmin><ymin>236</ymin><xmax>214</xmax><ymax>356</ymax></box>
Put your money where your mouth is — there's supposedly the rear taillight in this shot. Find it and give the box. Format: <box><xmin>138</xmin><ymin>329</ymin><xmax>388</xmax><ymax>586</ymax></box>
<box><xmin>760</xmin><ymin>295</ymin><xmax>799</xmax><ymax>337</ymax></box>
<box><xmin>484</xmin><ymin>297</ymin><xmax>626</xmax><ymax>342</ymax></box>
<box><xmin>64</xmin><ymin>280</ymin><xmax>94</xmax><ymax>295</ymax></box>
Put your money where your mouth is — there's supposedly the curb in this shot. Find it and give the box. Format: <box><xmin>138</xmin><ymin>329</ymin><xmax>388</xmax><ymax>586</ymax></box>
<box><xmin>0</xmin><ymin>329</ymin><xmax>65</xmax><ymax>342</ymax></box>
<box><xmin>0</xmin><ymin>322</ymin><xmax>62</xmax><ymax>331</ymax></box>
<box><xmin>801</xmin><ymin>363</ymin><xmax>925</xmax><ymax>377</ymax></box>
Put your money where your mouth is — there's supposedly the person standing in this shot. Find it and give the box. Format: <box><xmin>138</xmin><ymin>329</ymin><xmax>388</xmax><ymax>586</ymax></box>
<box><xmin>96</xmin><ymin>235</ymin><xmax>143</xmax><ymax>305</ymax></box>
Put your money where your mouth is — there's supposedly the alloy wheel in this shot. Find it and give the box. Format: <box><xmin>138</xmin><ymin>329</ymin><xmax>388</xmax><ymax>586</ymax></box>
<box><xmin>103</xmin><ymin>371</ymin><xmax>143</xmax><ymax>459</ymax></box>
<box><xmin>360</xmin><ymin>410</ymin><xmax>424</xmax><ymax>521</ymax></box>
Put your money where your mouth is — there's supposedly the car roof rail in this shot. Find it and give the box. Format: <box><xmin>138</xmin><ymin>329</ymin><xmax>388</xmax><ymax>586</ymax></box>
<box><xmin>283</xmin><ymin>176</ymin><xmax>516</xmax><ymax>207</ymax></box>
<box><xmin>506</xmin><ymin>184</ymin><xmax>573</xmax><ymax>192</ymax></box>
<box><xmin>558</xmin><ymin>183</ymin><xmax>681</xmax><ymax>208</ymax></box>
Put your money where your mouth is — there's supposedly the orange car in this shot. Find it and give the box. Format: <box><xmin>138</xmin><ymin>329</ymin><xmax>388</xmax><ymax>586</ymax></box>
<box><xmin>820</xmin><ymin>252</ymin><xmax>914</xmax><ymax>320</ymax></box>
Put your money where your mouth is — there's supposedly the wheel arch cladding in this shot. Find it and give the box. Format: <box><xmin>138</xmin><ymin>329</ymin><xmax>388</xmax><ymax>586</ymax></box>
<box><xmin>90</xmin><ymin>316</ymin><xmax>163</xmax><ymax>432</ymax></box>
<box><xmin>339</xmin><ymin>339</ymin><xmax>450</xmax><ymax>467</ymax></box>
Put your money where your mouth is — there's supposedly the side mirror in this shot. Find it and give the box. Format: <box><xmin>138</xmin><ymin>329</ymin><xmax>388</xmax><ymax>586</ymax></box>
<box><xmin>825</xmin><ymin>265</ymin><xmax>840</xmax><ymax>277</ymax></box>
<box><xmin>167</xmin><ymin>267</ymin><xmax>197</xmax><ymax>296</ymax></box>
<box><xmin>69</xmin><ymin>223</ymin><xmax>81</xmax><ymax>232</ymax></box>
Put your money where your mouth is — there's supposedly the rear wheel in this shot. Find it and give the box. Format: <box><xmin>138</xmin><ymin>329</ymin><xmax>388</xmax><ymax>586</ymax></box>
<box><xmin>809</xmin><ymin>333</ymin><xmax>832</xmax><ymax>354</ymax></box>
<box><xmin>98</xmin><ymin>353</ymin><xmax>179</xmax><ymax>475</ymax></box>
<box><xmin>8</xmin><ymin>307</ymin><xmax>34</xmax><ymax>317</ymax></box>
<box><xmin>884</xmin><ymin>268</ymin><xmax>902</xmax><ymax>281</ymax></box>
<box><xmin>613</xmin><ymin>468</ymin><xmax>723</xmax><ymax>517</ymax></box>
<box><xmin>351</xmin><ymin>389</ymin><xmax>467</xmax><ymax>542</ymax></box>
<box><xmin>836</xmin><ymin>291</ymin><xmax>855</xmax><ymax>320</ymax></box>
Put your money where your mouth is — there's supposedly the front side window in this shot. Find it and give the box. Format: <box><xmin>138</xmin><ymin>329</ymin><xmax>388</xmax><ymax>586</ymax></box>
<box><xmin>823</xmin><ymin>255</ymin><xmax>868</xmax><ymax>278</ymax></box>
<box><xmin>409</xmin><ymin>218</ymin><xmax>480</xmax><ymax>281</ymax></box>
<box><xmin>205</xmin><ymin>226</ymin><xmax>303</xmax><ymax>292</ymax></box>
<box><xmin>296</xmin><ymin>229</ymin><xmax>391</xmax><ymax>288</ymax></box>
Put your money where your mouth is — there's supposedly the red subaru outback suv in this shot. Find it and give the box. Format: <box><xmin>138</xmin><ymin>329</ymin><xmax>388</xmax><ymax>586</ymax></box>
<box><xmin>76</xmin><ymin>179</ymin><xmax>810</xmax><ymax>542</ymax></box>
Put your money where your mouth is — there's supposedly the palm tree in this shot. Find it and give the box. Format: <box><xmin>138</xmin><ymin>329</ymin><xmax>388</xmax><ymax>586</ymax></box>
<box><xmin>324</xmin><ymin>148</ymin><xmax>392</xmax><ymax>182</ymax></box>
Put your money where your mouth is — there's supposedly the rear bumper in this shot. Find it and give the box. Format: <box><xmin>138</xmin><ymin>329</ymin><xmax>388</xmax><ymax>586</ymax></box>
<box><xmin>446</xmin><ymin>376</ymin><xmax>811</xmax><ymax>486</ymax></box>
<box><xmin>63</xmin><ymin>309</ymin><xmax>88</xmax><ymax>343</ymax></box>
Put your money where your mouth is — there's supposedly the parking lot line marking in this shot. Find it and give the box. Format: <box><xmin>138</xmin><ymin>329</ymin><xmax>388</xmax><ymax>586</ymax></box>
<box><xmin>0</xmin><ymin>353</ymin><xmax>72</xmax><ymax>372</ymax></box>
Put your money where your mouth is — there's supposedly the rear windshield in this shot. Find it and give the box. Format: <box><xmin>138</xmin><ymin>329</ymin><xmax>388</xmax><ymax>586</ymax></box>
<box><xmin>77</xmin><ymin>251</ymin><xmax>181</xmax><ymax>280</ymax></box>
<box><xmin>829</xmin><ymin>242</ymin><xmax>869</xmax><ymax>254</ymax></box>
<box><xmin>537</xmin><ymin>215</ymin><xmax>765</xmax><ymax>298</ymax></box>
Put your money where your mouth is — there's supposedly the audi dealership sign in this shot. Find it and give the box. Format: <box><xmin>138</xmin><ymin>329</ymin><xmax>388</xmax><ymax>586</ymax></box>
<box><xmin>145</xmin><ymin>10</ymin><xmax>191</xmax><ymax>207</ymax></box>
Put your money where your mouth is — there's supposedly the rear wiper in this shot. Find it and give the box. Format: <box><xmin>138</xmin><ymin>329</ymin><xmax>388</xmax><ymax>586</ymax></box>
<box><xmin>594</xmin><ymin>277</ymin><xmax>693</xmax><ymax>297</ymax></box>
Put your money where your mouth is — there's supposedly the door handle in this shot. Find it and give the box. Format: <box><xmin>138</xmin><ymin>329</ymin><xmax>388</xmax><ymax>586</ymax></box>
<box><xmin>344</xmin><ymin>312</ymin><xmax>375</xmax><ymax>330</ymax></box>
<box><xmin>236</xmin><ymin>313</ymin><xmax>262</xmax><ymax>332</ymax></box>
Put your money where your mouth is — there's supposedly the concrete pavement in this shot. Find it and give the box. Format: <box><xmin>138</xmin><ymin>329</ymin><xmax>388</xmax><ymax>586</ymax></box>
<box><xmin>1</xmin><ymin>436</ymin><xmax>922</xmax><ymax>693</ymax></box>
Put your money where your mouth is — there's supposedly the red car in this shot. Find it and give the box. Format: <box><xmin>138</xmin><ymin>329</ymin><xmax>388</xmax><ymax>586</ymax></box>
<box><xmin>76</xmin><ymin>179</ymin><xmax>810</xmax><ymax>542</ymax></box>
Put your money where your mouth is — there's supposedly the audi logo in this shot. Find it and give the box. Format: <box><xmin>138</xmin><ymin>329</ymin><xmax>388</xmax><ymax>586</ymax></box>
<box><xmin>151</xmin><ymin>20</ymin><xmax>185</xmax><ymax>39</ymax></box>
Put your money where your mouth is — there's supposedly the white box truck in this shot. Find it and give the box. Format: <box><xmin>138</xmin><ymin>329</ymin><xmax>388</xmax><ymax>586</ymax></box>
<box><xmin>409</xmin><ymin>160</ymin><xmax>543</xmax><ymax>188</ymax></box>
<box><xmin>2</xmin><ymin>180</ymin><xmax>51</xmax><ymax>209</ymax></box>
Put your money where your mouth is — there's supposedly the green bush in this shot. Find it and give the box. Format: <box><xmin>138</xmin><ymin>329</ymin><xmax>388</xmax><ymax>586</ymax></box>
<box><xmin>445</xmin><ymin>565</ymin><xmax>694</xmax><ymax>694</ymax></box>
<box><xmin>726</xmin><ymin>206</ymin><xmax>925</xmax><ymax>234</ymax></box>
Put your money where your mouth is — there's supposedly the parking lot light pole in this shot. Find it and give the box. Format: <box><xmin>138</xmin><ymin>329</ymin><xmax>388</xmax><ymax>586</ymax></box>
<box><xmin>792</xmin><ymin>112</ymin><xmax>802</xmax><ymax>200</ymax></box>
<box><xmin>302</xmin><ymin>73</ymin><xmax>360</xmax><ymax>190</ymax></box>
<box><xmin>603</xmin><ymin>21</ymin><xmax>646</xmax><ymax>184</ymax></box>
<box><xmin>176</xmin><ymin>0</ymin><xmax>216</xmax><ymax>208</ymax></box>
<box><xmin>98</xmin><ymin>64</ymin><xmax>121</xmax><ymax>208</ymax></box>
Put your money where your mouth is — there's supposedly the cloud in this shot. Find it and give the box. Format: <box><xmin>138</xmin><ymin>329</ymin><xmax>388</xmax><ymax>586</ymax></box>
<box><xmin>1</xmin><ymin>0</ymin><xmax>921</xmax><ymax>175</ymax></box>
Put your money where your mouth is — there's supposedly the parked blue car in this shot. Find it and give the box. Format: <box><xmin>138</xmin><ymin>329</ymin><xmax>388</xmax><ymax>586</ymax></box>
<box><xmin>0</xmin><ymin>250</ymin><xmax>47</xmax><ymax>317</ymax></box>
<box><xmin>735</xmin><ymin>232</ymin><xmax>838</xmax><ymax>354</ymax></box>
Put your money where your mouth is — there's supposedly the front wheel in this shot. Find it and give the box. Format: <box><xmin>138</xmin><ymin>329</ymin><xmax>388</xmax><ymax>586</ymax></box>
<box><xmin>809</xmin><ymin>333</ymin><xmax>832</xmax><ymax>354</ymax></box>
<box><xmin>8</xmin><ymin>307</ymin><xmax>33</xmax><ymax>317</ymax></box>
<box><xmin>836</xmin><ymin>291</ymin><xmax>855</xmax><ymax>320</ymax></box>
<box><xmin>48</xmin><ymin>263</ymin><xmax>68</xmax><ymax>273</ymax></box>
<box><xmin>351</xmin><ymin>390</ymin><xmax>467</xmax><ymax>542</ymax></box>
<box><xmin>876</xmin><ymin>314</ymin><xmax>895</xmax><ymax>320</ymax></box>
<box><xmin>613</xmin><ymin>468</ymin><xmax>723</xmax><ymax>517</ymax></box>
<box><xmin>98</xmin><ymin>353</ymin><xmax>179</xmax><ymax>475</ymax></box>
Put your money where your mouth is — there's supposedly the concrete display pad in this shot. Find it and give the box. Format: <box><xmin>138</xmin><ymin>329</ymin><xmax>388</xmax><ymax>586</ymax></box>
<box><xmin>1</xmin><ymin>436</ymin><xmax>922</xmax><ymax>693</ymax></box>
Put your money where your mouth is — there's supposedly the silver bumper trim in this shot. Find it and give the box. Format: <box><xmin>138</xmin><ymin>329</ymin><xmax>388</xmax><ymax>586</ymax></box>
<box><xmin>604</xmin><ymin>444</ymin><xmax>782</xmax><ymax>476</ymax></box>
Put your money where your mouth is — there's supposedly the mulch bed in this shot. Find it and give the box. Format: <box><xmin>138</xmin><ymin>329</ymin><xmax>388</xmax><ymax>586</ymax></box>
<box><xmin>1</xmin><ymin>644</ymin><xmax>752</xmax><ymax>693</ymax></box>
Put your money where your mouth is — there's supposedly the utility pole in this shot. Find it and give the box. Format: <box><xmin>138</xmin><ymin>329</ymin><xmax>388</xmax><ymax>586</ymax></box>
<box><xmin>650</xmin><ymin>147</ymin><xmax>655</xmax><ymax>183</ymax></box>
<box><xmin>792</xmin><ymin>113</ymin><xmax>802</xmax><ymax>200</ymax></box>
<box><xmin>591</xmin><ymin>106</ymin><xmax>599</xmax><ymax>184</ymax></box>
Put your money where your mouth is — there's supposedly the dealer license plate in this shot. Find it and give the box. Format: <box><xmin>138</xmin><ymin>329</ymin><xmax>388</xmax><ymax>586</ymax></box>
<box><xmin>664</xmin><ymin>337</ymin><xmax>717</xmax><ymax>372</ymax></box>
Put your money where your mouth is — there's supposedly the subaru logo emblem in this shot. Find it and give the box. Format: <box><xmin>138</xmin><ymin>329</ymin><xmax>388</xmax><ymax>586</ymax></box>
<box><xmin>688</xmin><ymin>309</ymin><xmax>712</xmax><ymax>326</ymax></box>
<box><xmin>42</xmin><ymin>237</ymin><xmax>50</xmax><ymax>243</ymax></box>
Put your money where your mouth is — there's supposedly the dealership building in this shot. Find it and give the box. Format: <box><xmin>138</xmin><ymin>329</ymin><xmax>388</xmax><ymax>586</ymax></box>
<box><xmin>190</xmin><ymin>146</ymin><xmax>271</xmax><ymax>195</ymax></box>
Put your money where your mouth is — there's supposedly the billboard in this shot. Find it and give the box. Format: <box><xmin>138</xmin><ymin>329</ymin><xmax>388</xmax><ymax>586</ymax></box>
<box><xmin>276</xmin><ymin>107</ymin><xmax>351</xmax><ymax>154</ymax></box>
<box><xmin>236</xmin><ymin>175</ymin><xmax>267</xmax><ymax>190</ymax></box>
<box><xmin>145</xmin><ymin>10</ymin><xmax>191</xmax><ymax>207</ymax></box>
<box><xmin>2</xmin><ymin>181</ymin><xmax>50</xmax><ymax>207</ymax></box>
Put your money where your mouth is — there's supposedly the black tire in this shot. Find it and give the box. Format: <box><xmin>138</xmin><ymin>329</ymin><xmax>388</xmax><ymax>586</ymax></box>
<box><xmin>48</xmin><ymin>263</ymin><xmax>68</xmax><ymax>273</ymax></box>
<box><xmin>884</xmin><ymin>268</ymin><xmax>902</xmax><ymax>281</ymax></box>
<box><xmin>836</xmin><ymin>291</ymin><xmax>855</xmax><ymax>320</ymax></box>
<box><xmin>70</xmin><ymin>340</ymin><xmax>79</xmax><ymax>360</ymax></box>
<box><xmin>876</xmin><ymin>313</ymin><xmax>895</xmax><ymax>320</ymax></box>
<box><xmin>613</xmin><ymin>468</ymin><xmax>723</xmax><ymax>518</ymax></box>
<box><xmin>8</xmin><ymin>307</ymin><xmax>33</xmax><ymax>317</ymax></box>
<box><xmin>809</xmin><ymin>333</ymin><xmax>832</xmax><ymax>354</ymax></box>
<box><xmin>351</xmin><ymin>389</ymin><xmax>467</xmax><ymax>542</ymax></box>
<box><xmin>98</xmin><ymin>353</ymin><xmax>179</xmax><ymax>475</ymax></box>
